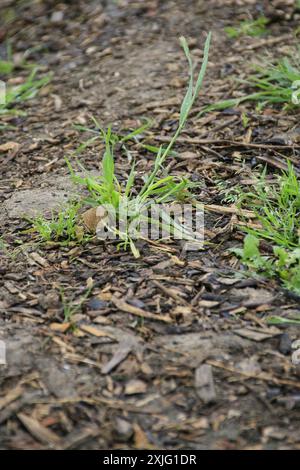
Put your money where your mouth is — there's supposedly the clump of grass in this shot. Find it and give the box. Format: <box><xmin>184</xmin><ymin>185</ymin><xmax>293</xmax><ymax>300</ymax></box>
<box><xmin>30</xmin><ymin>201</ymin><xmax>85</xmax><ymax>245</ymax></box>
<box><xmin>241</xmin><ymin>163</ymin><xmax>300</xmax><ymax>249</ymax></box>
<box><xmin>74</xmin><ymin>116</ymin><xmax>179</xmax><ymax>160</ymax></box>
<box><xmin>0</xmin><ymin>68</ymin><xmax>51</xmax><ymax>117</ymax></box>
<box><xmin>233</xmin><ymin>163</ymin><xmax>300</xmax><ymax>295</ymax></box>
<box><xmin>66</xmin><ymin>34</ymin><xmax>211</xmax><ymax>257</ymax></box>
<box><xmin>225</xmin><ymin>16</ymin><xmax>269</xmax><ymax>39</ymax></box>
<box><xmin>73</xmin><ymin>117</ymin><xmax>153</xmax><ymax>154</ymax></box>
<box><xmin>233</xmin><ymin>233</ymin><xmax>300</xmax><ymax>296</ymax></box>
<box><xmin>200</xmin><ymin>53</ymin><xmax>300</xmax><ymax>115</ymax></box>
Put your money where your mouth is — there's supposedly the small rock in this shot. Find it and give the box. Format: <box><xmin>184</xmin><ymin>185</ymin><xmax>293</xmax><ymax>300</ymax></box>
<box><xmin>262</xmin><ymin>426</ymin><xmax>286</xmax><ymax>442</ymax></box>
<box><xmin>237</xmin><ymin>356</ymin><xmax>261</xmax><ymax>375</ymax></box>
<box><xmin>38</xmin><ymin>291</ymin><xmax>60</xmax><ymax>310</ymax></box>
<box><xmin>51</xmin><ymin>11</ymin><xmax>64</xmax><ymax>23</ymax></box>
<box><xmin>0</xmin><ymin>340</ymin><xmax>6</xmax><ymax>365</ymax></box>
<box><xmin>114</xmin><ymin>417</ymin><xmax>133</xmax><ymax>441</ymax></box>
<box><xmin>195</xmin><ymin>364</ymin><xmax>217</xmax><ymax>404</ymax></box>
<box><xmin>37</xmin><ymin>359</ymin><xmax>76</xmax><ymax>398</ymax></box>
<box><xmin>279</xmin><ymin>333</ymin><xmax>292</xmax><ymax>355</ymax></box>
<box><xmin>87</xmin><ymin>298</ymin><xmax>107</xmax><ymax>310</ymax></box>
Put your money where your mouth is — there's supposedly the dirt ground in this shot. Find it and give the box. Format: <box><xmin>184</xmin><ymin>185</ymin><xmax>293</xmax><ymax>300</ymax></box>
<box><xmin>1</xmin><ymin>0</ymin><xmax>300</xmax><ymax>450</ymax></box>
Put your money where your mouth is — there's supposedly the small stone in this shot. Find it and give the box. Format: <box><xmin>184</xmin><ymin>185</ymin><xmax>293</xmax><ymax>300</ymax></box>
<box><xmin>124</xmin><ymin>380</ymin><xmax>147</xmax><ymax>395</ymax></box>
<box><xmin>51</xmin><ymin>11</ymin><xmax>64</xmax><ymax>23</ymax></box>
<box><xmin>114</xmin><ymin>417</ymin><xmax>133</xmax><ymax>441</ymax></box>
<box><xmin>279</xmin><ymin>333</ymin><xmax>292</xmax><ymax>355</ymax></box>
<box><xmin>87</xmin><ymin>298</ymin><xmax>107</xmax><ymax>310</ymax></box>
<box><xmin>195</xmin><ymin>364</ymin><xmax>217</xmax><ymax>404</ymax></box>
<box><xmin>38</xmin><ymin>292</ymin><xmax>60</xmax><ymax>310</ymax></box>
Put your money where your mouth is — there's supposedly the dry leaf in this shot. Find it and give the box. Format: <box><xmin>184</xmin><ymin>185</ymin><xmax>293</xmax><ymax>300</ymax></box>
<box><xmin>82</xmin><ymin>207</ymin><xmax>106</xmax><ymax>232</ymax></box>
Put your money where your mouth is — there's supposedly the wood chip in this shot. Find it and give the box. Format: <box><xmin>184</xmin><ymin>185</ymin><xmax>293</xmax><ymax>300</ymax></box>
<box><xmin>204</xmin><ymin>204</ymin><xmax>255</xmax><ymax>218</ymax></box>
<box><xmin>17</xmin><ymin>413</ymin><xmax>61</xmax><ymax>446</ymax></box>
<box><xmin>112</xmin><ymin>295</ymin><xmax>172</xmax><ymax>323</ymax></box>
<box><xmin>0</xmin><ymin>386</ymin><xmax>23</xmax><ymax>411</ymax></box>
<box><xmin>102</xmin><ymin>341</ymin><xmax>133</xmax><ymax>375</ymax></box>
<box><xmin>29</xmin><ymin>252</ymin><xmax>49</xmax><ymax>267</ymax></box>
<box><xmin>125</xmin><ymin>379</ymin><xmax>147</xmax><ymax>395</ymax></box>
<box><xmin>50</xmin><ymin>322</ymin><xmax>71</xmax><ymax>333</ymax></box>
<box><xmin>234</xmin><ymin>327</ymin><xmax>281</xmax><ymax>342</ymax></box>
<box><xmin>80</xmin><ymin>324</ymin><xmax>117</xmax><ymax>340</ymax></box>
<box><xmin>133</xmin><ymin>423</ymin><xmax>154</xmax><ymax>449</ymax></box>
<box><xmin>198</xmin><ymin>300</ymin><xmax>220</xmax><ymax>308</ymax></box>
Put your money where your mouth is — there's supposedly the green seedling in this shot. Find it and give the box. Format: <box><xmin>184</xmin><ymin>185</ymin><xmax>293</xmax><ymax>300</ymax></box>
<box><xmin>233</xmin><ymin>234</ymin><xmax>300</xmax><ymax>295</ymax></box>
<box><xmin>225</xmin><ymin>16</ymin><xmax>269</xmax><ymax>39</ymax></box>
<box><xmin>232</xmin><ymin>163</ymin><xmax>300</xmax><ymax>296</ymax></box>
<box><xmin>266</xmin><ymin>315</ymin><xmax>300</xmax><ymax>325</ymax></box>
<box><xmin>73</xmin><ymin>117</ymin><xmax>152</xmax><ymax>155</ymax></box>
<box><xmin>0</xmin><ymin>41</ymin><xmax>45</xmax><ymax>76</ymax></box>
<box><xmin>67</xmin><ymin>34</ymin><xmax>211</xmax><ymax>257</ymax></box>
<box><xmin>0</xmin><ymin>68</ymin><xmax>51</xmax><ymax>116</ymax></box>
<box><xmin>241</xmin><ymin>163</ymin><xmax>300</xmax><ymax>249</ymax></box>
<box><xmin>30</xmin><ymin>201</ymin><xmax>85</xmax><ymax>245</ymax></box>
<box><xmin>61</xmin><ymin>284</ymin><xmax>94</xmax><ymax>322</ymax></box>
<box><xmin>0</xmin><ymin>59</ymin><xmax>14</xmax><ymax>75</ymax></box>
<box><xmin>241</xmin><ymin>112</ymin><xmax>249</xmax><ymax>128</ymax></box>
<box><xmin>0</xmin><ymin>42</ymin><xmax>15</xmax><ymax>75</ymax></box>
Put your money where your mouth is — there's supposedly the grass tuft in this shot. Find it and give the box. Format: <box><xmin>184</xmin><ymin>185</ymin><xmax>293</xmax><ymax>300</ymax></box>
<box><xmin>233</xmin><ymin>163</ymin><xmax>300</xmax><ymax>295</ymax></box>
<box><xmin>0</xmin><ymin>68</ymin><xmax>51</xmax><ymax>116</ymax></box>
<box><xmin>30</xmin><ymin>201</ymin><xmax>86</xmax><ymax>245</ymax></box>
<box><xmin>225</xmin><ymin>16</ymin><xmax>269</xmax><ymax>39</ymax></box>
<box><xmin>200</xmin><ymin>53</ymin><xmax>300</xmax><ymax>115</ymax></box>
<box><xmin>64</xmin><ymin>33</ymin><xmax>211</xmax><ymax>257</ymax></box>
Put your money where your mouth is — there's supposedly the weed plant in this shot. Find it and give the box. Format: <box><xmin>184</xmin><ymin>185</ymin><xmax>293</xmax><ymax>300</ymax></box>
<box><xmin>233</xmin><ymin>163</ymin><xmax>300</xmax><ymax>295</ymax></box>
<box><xmin>30</xmin><ymin>202</ymin><xmax>85</xmax><ymax>245</ymax></box>
<box><xmin>225</xmin><ymin>16</ymin><xmax>269</xmax><ymax>39</ymax></box>
<box><xmin>200</xmin><ymin>54</ymin><xmax>300</xmax><ymax>115</ymax></box>
<box><xmin>64</xmin><ymin>34</ymin><xmax>211</xmax><ymax>257</ymax></box>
